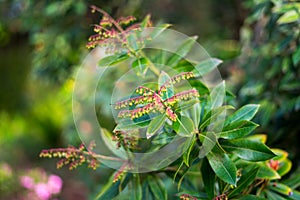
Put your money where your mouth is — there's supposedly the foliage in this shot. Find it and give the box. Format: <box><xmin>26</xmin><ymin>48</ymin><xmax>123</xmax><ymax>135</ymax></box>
<box><xmin>41</xmin><ymin>7</ymin><xmax>300</xmax><ymax>199</ymax></box>
<box><xmin>237</xmin><ymin>0</ymin><xmax>300</xmax><ymax>158</ymax></box>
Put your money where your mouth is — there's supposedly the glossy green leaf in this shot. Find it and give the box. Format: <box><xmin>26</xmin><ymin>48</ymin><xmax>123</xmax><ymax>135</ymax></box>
<box><xmin>207</xmin><ymin>148</ymin><xmax>237</xmax><ymax>186</ymax></box>
<box><xmin>210</xmin><ymin>81</ymin><xmax>225</xmax><ymax>109</ymax></box>
<box><xmin>146</xmin><ymin>114</ymin><xmax>167</xmax><ymax>139</ymax></box>
<box><xmin>228</xmin><ymin>167</ymin><xmax>259</xmax><ymax>198</ymax></box>
<box><xmin>167</xmin><ymin>36</ymin><xmax>198</xmax><ymax>68</ymax></box>
<box><xmin>221</xmin><ymin>139</ymin><xmax>275</xmax><ymax>161</ymax></box>
<box><xmin>98</xmin><ymin>53</ymin><xmax>129</xmax><ymax>67</ymax></box>
<box><xmin>147</xmin><ymin>175</ymin><xmax>167</xmax><ymax>200</ymax></box>
<box><xmin>201</xmin><ymin>158</ymin><xmax>215</xmax><ymax>200</ymax></box>
<box><xmin>224</xmin><ymin>104</ymin><xmax>259</xmax><ymax>127</ymax></box>
<box><xmin>277</xmin><ymin>159</ymin><xmax>292</xmax><ymax>177</ymax></box>
<box><xmin>173</xmin><ymin>116</ymin><xmax>195</xmax><ymax>137</ymax></box>
<box><xmin>132</xmin><ymin>57</ymin><xmax>148</xmax><ymax>76</ymax></box>
<box><xmin>95</xmin><ymin>173</ymin><xmax>132</xmax><ymax>200</ymax></box>
<box><xmin>192</xmin><ymin>58</ymin><xmax>223</xmax><ymax>77</ymax></box>
<box><xmin>220</xmin><ymin>121</ymin><xmax>258</xmax><ymax>139</ymax></box>
<box><xmin>257</xmin><ymin>164</ymin><xmax>281</xmax><ymax>180</ymax></box>
<box><xmin>246</xmin><ymin>134</ymin><xmax>267</xmax><ymax>144</ymax></box>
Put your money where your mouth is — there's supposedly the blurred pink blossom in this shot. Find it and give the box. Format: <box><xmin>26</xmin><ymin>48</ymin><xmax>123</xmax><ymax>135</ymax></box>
<box><xmin>34</xmin><ymin>183</ymin><xmax>51</xmax><ymax>200</ymax></box>
<box><xmin>20</xmin><ymin>176</ymin><xmax>34</xmax><ymax>189</ymax></box>
<box><xmin>47</xmin><ymin>174</ymin><xmax>63</xmax><ymax>194</ymax></box>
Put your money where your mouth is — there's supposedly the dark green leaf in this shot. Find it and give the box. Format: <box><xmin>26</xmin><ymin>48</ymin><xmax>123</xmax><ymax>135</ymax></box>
<box><xmin>146</xmin><ymin>114</ymin><xmax>167</xmax><ymax>139</ymax></box>
<box><xmin>224</xmin><ymin>104</ymin><xmax>259</xmax><ymax>127</ymax></box>
<box><xmin>147</xmin><ymin>175</ymin><xmax>167</xmax><ymax>200</ymax></box>
<box><xmin>201</xmin><ymin>158</ymin><xmax>215</xmax><ymax>199</ymax></box>
<box><xmin>292</xmin><ymin>47</ymin><xmax>300</xmax><ymax>65</ymax></box>
<box><xmin>228</xmin><ymin>167</ymin><xmax>259</xmax><ymax>198</ymax></box>
<box><xmin>220</xmin><ymin>139</ymin><xmax>275</xmax><ymax>161</ymax></box>
<box><xmin>167</xmin><ymin>36</ymin><xmax>198</xmax><ymax>68</ymax></box>
<box><xmin>95</xmin><ymin>173</ymin><xmax>132</xmax><ymax>200</ymax></box>
<box><xmin>131</xmin><ymin>175</ymin><xmax>142</xmax><ymax>200</ymax></box>
<box><xmin>207</xmin><ymin>148</ymin><xmax>237</xmax><ymax>186</ymax></box>
<box><xmin>220</xmin><ymin>120</ymin><xmax>259</xmax><ymax>139</ymax></box>
<box><xmin>233</xmin><ymin>194</ymin><xmax>266</xmax><ymax>200</ymax></box>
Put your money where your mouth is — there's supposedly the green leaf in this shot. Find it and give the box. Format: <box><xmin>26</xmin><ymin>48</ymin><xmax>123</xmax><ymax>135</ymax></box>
<box><xmin>292</xmin><ymin>47</ymin><xmax>300</xmax><ymax>65</ymax></box>
<box><xmin>207</xmin><ymin>147</ymin><xmax>237</xmax><ymax>186</ymax></box>
<box><xmin>183</xmin><ymin>135</ymin><xmax>196</xmax><ymax>166</ymax></box>
<box><xmin>257</xmin><ymin>164</ymin><xmax>281</xmax><ymax>180</ymax></box>
<box><xmin>224</xmin><ymin>104</ymin><xmax>259</xmax><ymax>127</ymax></box>
<box><xmin>127</xmin><ymin>33</ymin><xmax>139</xmax><ymax>51</ymax></box>
<box><xmin>210</xmin><ymin>81</ymin><xmax>225</xmax><ymax>109</ymax></box>
<box><xmin>131</xmin><ymin>175</ymin><xmax>142</xmax><ymax>200</ymax></box>
<box><xmin>176</xmin><ymin>99</ymin><xmax>200</xmax><ymax>112</ymax></box>
<box><xmin>233</xmin><ymin>194</ymin><xmax>266</xmax><ymax>200</ymax></box>
<box><xmin>158</xmin><ymin>71</ymin><xmax>174</xmax><ymax>100</ymax></box>
<box><xmin>148</xmin><ymin>24</ymin><xmax>172</xmax><ymax>40</ymax></box>
<box><xmin>132</xmin><ymin>57</ymin><xmax>148</xmax><ymax>76</ymax></box>
<box><xmin>220</xmin><ymin>121</ymin><xmax>259</xmax><ymax>139</ymax></box>
<box><xmin>146</xmin><ymin>114</ymin><xmax>167</xmax><ymax>139</ymax></box>
<box><xmin>147</xmin><ymin>175</ymin><xmax>167</xmax><ymax>200</ymax></box>
<box><xmin>267</xmin><ymin>182</ymin><xmax>293</xmax><ymax>197</ymax></box>
<box><xmin>98</xmin><ymin>53</ymin><xmax>129</xmax><ymax>67</ymax></box>
<box><xmin>277</xmin><ymin>10</ymin><xmax>300</xmax><ymax>24</ymax></box>
<box><xmin>173</xmin><ymin>116</ymin><xmax>195</xmax><ymax>137</ymax></box>
<box><xmin>228</xmin><ymin>167</ymin><xmax>259</xmax><ymax>198</ymax></box>
<box><xmin>140</xmin><ymin>14</ymin><xmax>151</xmax><ymax>28</ymax></box>
<box><xmin>220</xmin><ymin>139</ymin><xmax>275</xmax><ymax>161</ymax></box>
<box><xmin>277</xmin><ymin>159</ymin><xmax>292</xmax><ymax>177</ymax></box>
<box><xmin>192</xmin><ymin>58</ymin><xmax>223</xmax><ymax>76</ymax></box>
<box><xmin>201</xmin><ymin>158</ymin><xmax>215</xmax><ymax>200</ymax></box>
<box><xmin>200</xmin><ymin>105</ymin><xmax>234</xmax><ymax>130</ymax></box>
<box><xmin>282</xmin><ymin>168</ymin><xmax>300</xmax><ymax>189</ymax></box>
<box><xmin>95</xmin><ymin>173</ymin><xmax>132</xmax><ymax>200</ymax></box>
<box><xmin>167</xmin><ymin>36</ymin><xmax>198</xmax><ymax>68</ymax></box>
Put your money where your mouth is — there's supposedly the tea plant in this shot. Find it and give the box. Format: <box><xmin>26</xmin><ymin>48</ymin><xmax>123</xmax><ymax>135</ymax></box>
<box><xmin>41</xmin><ymin>6</ymin><xmax>300</xmax><ymax>200</ymax></box>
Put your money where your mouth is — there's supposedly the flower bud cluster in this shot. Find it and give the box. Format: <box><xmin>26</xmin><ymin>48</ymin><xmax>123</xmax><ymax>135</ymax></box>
<box><xmin>39</xmin><ymin>141</ymin><xmax>99</xmax><ymax>170</ymax></box>
<box><xmin>112</xmin><ymin>130</ymin><xmax>138</xmax><ymax>149</ymax></box>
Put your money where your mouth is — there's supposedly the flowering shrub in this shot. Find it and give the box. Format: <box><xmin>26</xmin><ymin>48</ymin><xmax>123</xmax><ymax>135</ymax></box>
<box><xmin>41</xmin><ymin>6</ymin><xmax>300</xmax><ymax>200</ymax></box>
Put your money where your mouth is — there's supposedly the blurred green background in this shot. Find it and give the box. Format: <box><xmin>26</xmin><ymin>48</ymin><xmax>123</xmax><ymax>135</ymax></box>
<box><xmin>0</xmin><ymin>0</ymin><xmax>299</xmax><ymax>199</ymax></box>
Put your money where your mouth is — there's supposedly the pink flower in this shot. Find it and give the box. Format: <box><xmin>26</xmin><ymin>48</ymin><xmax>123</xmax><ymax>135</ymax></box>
<box><xmin>20</xmin><ymin>176</ymin><xmax>34</xmax><ymax>189</ymax></box>
<box><xmin>34</xmin><ymin>183</ymin><xmax>51</xmax><ymax>200</ymax></box>
<box><xmin>47</xmin><ymin>174</ymin><xmax>63</xmax><ymax>194</ymax></box>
